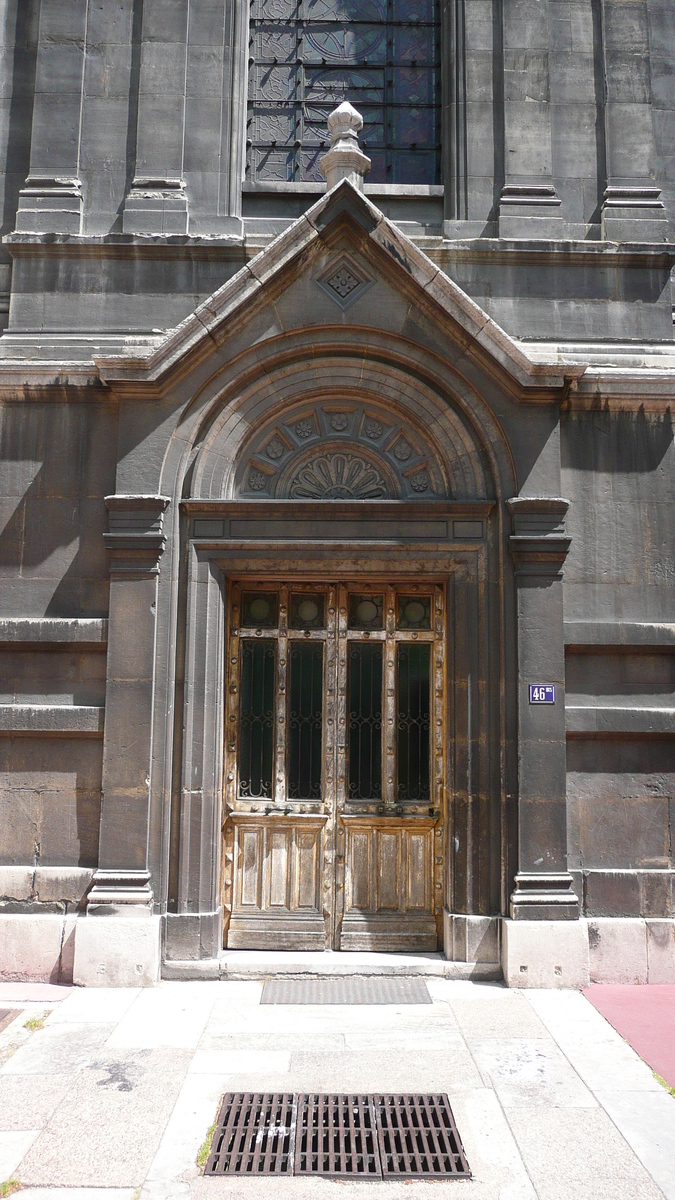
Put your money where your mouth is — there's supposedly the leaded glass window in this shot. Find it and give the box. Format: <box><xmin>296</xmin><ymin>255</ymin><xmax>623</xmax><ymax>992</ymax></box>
<box><xmin>247</xmin><ymin>0</ymin><xmax>442</xmax><ymax>184</ymax></box>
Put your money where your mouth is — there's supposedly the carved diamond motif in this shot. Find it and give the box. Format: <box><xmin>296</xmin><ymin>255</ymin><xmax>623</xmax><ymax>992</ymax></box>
<box><xmin>325</xmin><ymin>266</ymin><xmax>360</xmax><ymax>300</ymax></box>
<box><xmin>316</xmin><ymin>255</ymin><xmax>374</xmax><ymax>310</ymax></box>
<box><xmin>289</xmin><ymin>453</ymin><xmax>390</xmax><ymax>500</ymax></box>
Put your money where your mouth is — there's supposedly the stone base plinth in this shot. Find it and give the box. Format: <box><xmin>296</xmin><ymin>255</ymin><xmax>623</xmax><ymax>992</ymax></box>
<box><xmin>502</xmin><ymin>918</ymin><xmax>590</xmax><ymax>988</ymax></box>
<box><xmin>0</xmin><ymin>913</ymin><xmax>77</xmax><ymax>983</ymax></box>
<box><xmin>73</xmin><ymin>915</ymin><xmax>161</xmax><ymax>987</ymax></box>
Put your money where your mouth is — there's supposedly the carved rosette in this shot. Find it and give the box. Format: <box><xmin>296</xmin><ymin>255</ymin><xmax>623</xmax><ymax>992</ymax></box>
<box><xmin>289</xmin><ymin>452</ymin><xmax>390</xmax><ymax>499</ymax></box>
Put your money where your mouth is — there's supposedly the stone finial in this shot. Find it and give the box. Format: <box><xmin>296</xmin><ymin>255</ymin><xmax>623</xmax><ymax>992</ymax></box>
<box><xmin>320</xmin><ymin>101</ymin><xmax>371</xmax><ymax>192</ymax></box>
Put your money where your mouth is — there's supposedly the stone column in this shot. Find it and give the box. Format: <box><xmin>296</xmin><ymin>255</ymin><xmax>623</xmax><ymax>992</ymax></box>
<box><xmin>73</xmin><ymin>496</ymin><xmax>170</xmax><ymax>987</ymax></box>
<box><xmin>498</xmin><ymin>0</ymin><xmax>563</xmax><ymax>238</ymax></box>
<box><xmin>122</xmin><ymin>0</ymin><xmax>190</xmax><ymax>234</ymax></box>
<box><xmin>15</xmin><ymin>0</ymin><xmax>88</xmax><ymax>233</ymax></box>
<box><xmin>502</xmin><ymin>498</ymin><xmax>588</xmax><ymax>988</ymax></box>
<box><xmin>600</xmin><ymin>0</ymin><xmax>668</xmax><ymax>241</ymax></box>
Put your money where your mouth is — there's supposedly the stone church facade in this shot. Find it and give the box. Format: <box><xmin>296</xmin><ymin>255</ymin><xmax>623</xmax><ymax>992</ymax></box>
<box><xmin>0</xmin><ymin>0</ymin><xmax>674</xmax><ymax>987</ymax></box>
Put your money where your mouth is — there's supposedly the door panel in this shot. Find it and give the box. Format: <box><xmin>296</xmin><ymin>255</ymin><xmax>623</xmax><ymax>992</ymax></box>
<box><xmin>340</xmin><ymin>817</ymin><xmax>438</xmax><ymax>951</ymax></box>
<box><xmin>223</xmin><ymin>580</ymin><xmax>445</xmax><ymax>951</ymax></box>
<box><xmin>228</xmin><ymin>816</ymin><xmax>327</xmax><ymax>949</ymax></box>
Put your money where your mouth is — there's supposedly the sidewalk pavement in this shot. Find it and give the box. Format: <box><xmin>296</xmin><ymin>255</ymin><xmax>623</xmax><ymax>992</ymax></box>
<box><xmin>0</xmin><ymin>978</ymin><xmax>673</xmax><ymax>1200</ymax></box>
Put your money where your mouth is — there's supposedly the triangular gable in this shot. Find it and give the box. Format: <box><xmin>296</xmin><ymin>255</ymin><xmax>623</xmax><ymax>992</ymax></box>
<box><xmin>95</xmin><ymin>180</ymin><xmax>585</xmax><ymax>398</ymax></box>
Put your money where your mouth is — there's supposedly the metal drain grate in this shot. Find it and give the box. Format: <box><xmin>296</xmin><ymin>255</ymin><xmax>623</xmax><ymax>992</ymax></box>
<box><xmin>295</xmin><ymin>1094</ymin><xmax>381</xmax><ymax>1176</ymax></box>
<box><xmin>375</xmin><ymin>1093</ymin><xmax>470</xmax><ymax>1177</ymax></box>
<box><xmin>204</xmin><ymin>1093</ymin><xmax>470</xmax><ymax>1179</ymax></box>
<box><xmin>205</xmin><ymin>1093</ymin><xmax>295</xmax><ymax>1175</ymax></box>
<box><xmin>260</xmin><ymin>977</ymin><xmax>432</xmax><ymax>1005</ymax></box>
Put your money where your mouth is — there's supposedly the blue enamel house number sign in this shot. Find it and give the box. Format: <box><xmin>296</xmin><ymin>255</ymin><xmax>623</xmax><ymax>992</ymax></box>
<box><xmin>529</xmin><ymin>684</ymin><xmax>556</xmax><ymax>704</ymax></box>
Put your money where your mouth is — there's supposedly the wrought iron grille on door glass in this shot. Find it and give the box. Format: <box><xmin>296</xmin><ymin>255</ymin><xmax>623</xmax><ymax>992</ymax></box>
<box><xmin>228</xmin><ymin>582</ymin><xmax>443</xmax><ymax>811</ymax></box>
<box><xmin>247</xmin><ymin>1</ymin><xmax>442</xmax><ymax>184</ymax></box>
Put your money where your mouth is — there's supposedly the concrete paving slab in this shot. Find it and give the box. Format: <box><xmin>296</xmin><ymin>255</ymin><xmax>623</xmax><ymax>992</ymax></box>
<box><xmin>197</xmin><ymin>1030</ymin><xmax>346</xmax><ymax>1053</ymax></box>
<box><xmin>0</xmin><ymin>1129</ymin><xmax>41</xmax><ymax>1178</ymax></box>
<box><xmin>595</xmin><ymin>1088</ymin><xmax>675</xmax><ymax>1200</ymax></box>
<box><xmin>19</xmin><ymin>1192</ymin><xmax>136</xmax><ymax>1200</ymax></box>
<box><xmin>450</xmin><ymin>993</ymin><xmax>550</xmax><ymax>1040</ymax></box>
<box><xmin>472</xmin><ymin>1038</ymin><xmax>597</xmax><ymax>1108</ymax></box>
<box><xmin>1</xmin><ymin>1024</ymin><xmax>114</xmax><ymax>1076</ymax></box>
<box><xmin>0</xmin><ymin>1073</ymin><xmax>74</xmax><ymax>1130</ymax></box>
<box><xmin>145</xmin><ymin>1073</ymin><xmax>233</xmax><ymax>1183</ymax></box>
<box><xmin>284</xmin><ymin>1045</ymin><xmax>484</xmax><ymax>1093</ymax></box>
<box><xmin>46</xmin><ymin>987</ymin><xmax>141</xmax><ymax>1026</ymax></box>
<box><xmin>18</xmin><ymin>1190</ymin><xmax>135</xmax><ymax>1200</ymax></box>
<box><xmin>17</xmin><ymin>1048</ymin><xmax>193</xmax><ymax>1188</ymax></box>
<box><xmin>188</xmin><ymin>1049</ymin><xmax>291</xmax><ymax>1075</ymax></box>
<box><xmin>507</xmin><ymin>1106</ymin><xmax>665</xmax><ymax>1200</ymax></box>
<box><xmin>106</xmin><ymin>984</ymin><xmax>219</xmax><ymax>1050</ymax></box>
<box><xmin>456</xmin><ymin>1089</ymin><xmax>537</xmax><ymax>1199</ymax></box>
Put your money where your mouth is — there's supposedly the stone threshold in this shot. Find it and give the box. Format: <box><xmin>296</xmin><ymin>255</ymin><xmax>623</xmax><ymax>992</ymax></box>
<box><xmin>162</xmin><ymin>950</ymin><xmax>503</xmax><ymax>982</ymax></box>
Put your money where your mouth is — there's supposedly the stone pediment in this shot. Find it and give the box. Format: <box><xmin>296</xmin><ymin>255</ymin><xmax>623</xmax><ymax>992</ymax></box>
<box><xmin>94</xmin><ymin>180</ymin><xmax>583</xmax><ymax>402</ymax></box>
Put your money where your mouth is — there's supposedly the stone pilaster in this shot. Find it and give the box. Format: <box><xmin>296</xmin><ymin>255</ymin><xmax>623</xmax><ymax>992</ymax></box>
<box><xmin>600</xmin><ymin>0</ymin><xmax>668</xmax><ymax>241</ymax></box>
<box><xmin>498</xmin><ymin>0</ymin><xmax>563</xmax><ymax>239</ymax></box>
<box><xmin>86</xmin><ymin>496</ymin><xmax>171</xmax><ymax>916</ymax></box>
<box><xmin>508</xmin><ymin>498</ymin><xmax>579</xmax><ymax>920</ymax></box>
<box><xmin>122</xmin><ymin>0</ymin><xmax>189</xmax><ymax>234</ymax></box>
<box><xmin>15</xmin><ymin>0</ymin><xmax>88</xmax><ymax>234</ymax></box>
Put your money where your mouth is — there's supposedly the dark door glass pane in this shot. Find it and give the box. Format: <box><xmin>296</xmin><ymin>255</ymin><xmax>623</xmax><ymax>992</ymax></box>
<box><xmin>348</xmin><ymin>643</ymin><xmax>383</xmax><ymax>800</ymax></box>
<box><xmin>239</xmin><ymin>640</ymin><xmax>275</xmax><ymax>798</ymax></box>
<box><xmin>397</xmin><ymin>643</ymin><xmax>430</xmax><ymax>802</ymax></box>
<box><xmin>288</xmin><ymin>642</ymin><xmax>324</xmax><ymax>799</ymax></box>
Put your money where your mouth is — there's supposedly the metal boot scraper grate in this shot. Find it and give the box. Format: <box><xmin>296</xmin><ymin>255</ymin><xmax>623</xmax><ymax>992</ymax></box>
<box><xmin>204</xmin><ymin>1092</ymin><xmax>471</xmax><ymax>1178</ymax></box>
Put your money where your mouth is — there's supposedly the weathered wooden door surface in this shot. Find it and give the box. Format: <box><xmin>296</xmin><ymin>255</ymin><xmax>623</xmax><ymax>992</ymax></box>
<box><xmin>222</xmin><ymin>582</ymin><xmax>446</xmax><ymax>950</ymax></box>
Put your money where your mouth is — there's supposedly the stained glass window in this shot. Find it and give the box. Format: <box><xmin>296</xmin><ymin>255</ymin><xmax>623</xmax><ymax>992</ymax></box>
<box><xmin>247</xmin><ymin>0</ymin><xmax>441</xmax><ymax>185</ymax></box>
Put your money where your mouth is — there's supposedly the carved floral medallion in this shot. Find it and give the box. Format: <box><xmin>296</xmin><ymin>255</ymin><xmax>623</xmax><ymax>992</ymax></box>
<box><xmin>289</xmin><ymin>453</ymin><xmax>390</xmax><ymax>499</ymax></box>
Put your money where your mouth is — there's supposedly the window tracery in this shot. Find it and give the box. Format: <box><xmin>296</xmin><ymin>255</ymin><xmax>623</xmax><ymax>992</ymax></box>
<box><xmin>247</xmin><ymin>0</ymin><xmax>441</xmax><ymax>185</ymax></box>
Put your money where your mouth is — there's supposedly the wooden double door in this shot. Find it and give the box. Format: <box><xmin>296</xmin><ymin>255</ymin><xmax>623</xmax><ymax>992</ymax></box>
<box><xmin>222</xmin><ymin>581</ymin><xmax>447</xmax><ymax>950</ymax></box>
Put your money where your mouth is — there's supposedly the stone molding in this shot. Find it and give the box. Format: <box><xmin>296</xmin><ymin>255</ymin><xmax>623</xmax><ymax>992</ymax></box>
<box><xmin>104</xmin><ymin>495</ymin><xmax>171</xmax><ymax>576</ymax></box>
<box><xmin>510</xmin><ymin>873</ymin><xmax>580</xmax><ymax>922</ymax></box>
<box><xmin>0</xmin><ymin>618</ymin><xmax>108</xmax><ymax>644</ymax></box>
<box><xmin>86</xmin><ymin>869</ymin><xmax>153</xmax><ymax>915</ymax></box>
<box><xmin>507</xmin><ymin>497</ymin><xmax>571</xmax><ymax>579</ymax></box>
<box><xmin>0</xmin><ymin>705</ymin><xmax>104</xmax><ymax>735</ymax></box>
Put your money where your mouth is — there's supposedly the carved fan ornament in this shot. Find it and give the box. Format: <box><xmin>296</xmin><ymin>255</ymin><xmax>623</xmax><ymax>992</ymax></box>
<box><xmin>289</xmin><ymin>453</ymin><xmax>390</xmax><ymax>499</ymax></box>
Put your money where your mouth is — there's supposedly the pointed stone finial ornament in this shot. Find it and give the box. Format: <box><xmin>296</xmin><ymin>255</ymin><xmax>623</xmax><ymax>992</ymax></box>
<box><xmin>320</xmin><ymin>101</ymin><xmax>371</xmax><ymax>191</ymax></box>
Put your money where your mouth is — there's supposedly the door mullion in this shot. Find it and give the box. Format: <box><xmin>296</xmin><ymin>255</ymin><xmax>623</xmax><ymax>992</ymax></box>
<box><xmin>324</xmin><ymin>585</ymin><xmax>338</xmax><ymax>947</ymax></box>
<box><xmin>384</xmin><ymin>585</ymin><xmax>397</xmax><ymax>809</ymax></box>
<box><xmin>274</xmin><ymin>585</ymin><xmax>289</xmax><ymax>806</ymax></box>
<box><xmin>334</xmin><ymin>583</ymin><xmax>349</xmax><ymax>948</ymax></box>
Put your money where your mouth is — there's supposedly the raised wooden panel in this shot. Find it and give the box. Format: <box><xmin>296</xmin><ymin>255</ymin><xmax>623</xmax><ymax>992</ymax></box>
<box><xmin>341</xmin><ymin>816</ymin><xmax>438</xmax><ymax>951</ymax></box>
<box><xmin>228</xmin><ymin>815</ymin><xmax>327</xmax><ymax>949</ymax></box>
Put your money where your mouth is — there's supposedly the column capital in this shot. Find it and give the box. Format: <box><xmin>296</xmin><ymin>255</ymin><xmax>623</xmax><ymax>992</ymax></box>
<box><xmin>104</xmin><ymin>495</ymin><xmax>171</xmax><ymax>576</ymax></box>
<box><xmin>507</xmin><ymin>497</ymin><xmax>571</xmax><ymax>579</ymax></box>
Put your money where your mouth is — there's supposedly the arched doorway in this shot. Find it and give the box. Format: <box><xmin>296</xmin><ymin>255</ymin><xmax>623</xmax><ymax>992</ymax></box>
<box><xmin>173</xmin><ymin>344</ymin><xmax>511</xmax><ymax>958</ymax></box>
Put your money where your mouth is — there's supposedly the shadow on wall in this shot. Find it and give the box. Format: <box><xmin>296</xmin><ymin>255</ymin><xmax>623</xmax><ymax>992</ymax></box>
<box><xmin>0</xmin><ymin>402</ymin><xmax>116</xmax><ymax>616</ymax></box>
<box><xmin>562</xmin><ymin>408</ymin><xmax>674</xmax><ymax>473</ymax></box>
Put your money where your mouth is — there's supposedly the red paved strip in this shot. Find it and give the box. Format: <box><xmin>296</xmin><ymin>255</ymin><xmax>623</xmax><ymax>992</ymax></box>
<box><xmin>0</xmin><ymin>982</ymin><xmax>74</xmax><ymax>1002</ymax></box>
<box><xmin>584</xmin><ymin>984</ymin><xmax>675</xmax><ymax>1088</ymax></box>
